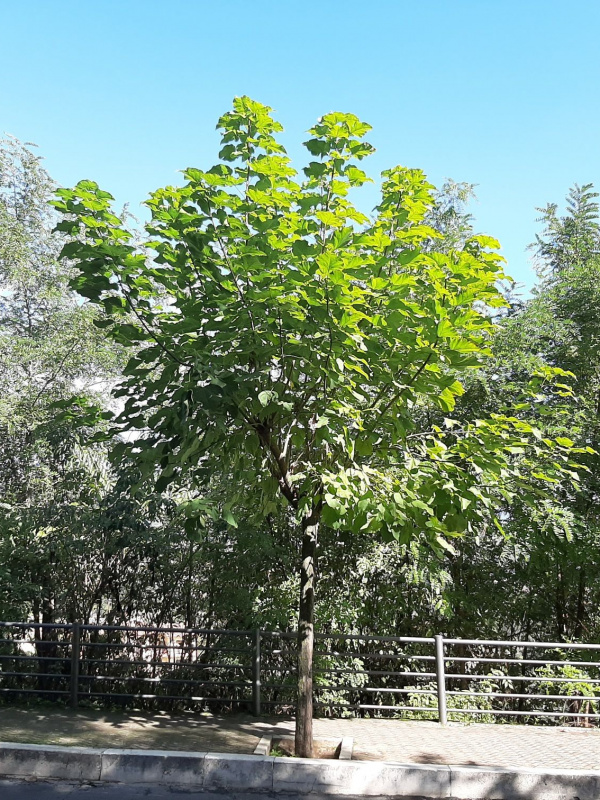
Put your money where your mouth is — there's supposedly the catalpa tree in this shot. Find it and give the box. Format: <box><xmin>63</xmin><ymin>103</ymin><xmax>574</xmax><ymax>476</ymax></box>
<box><xmin>53</xmin><ymin>97</ymin><xmax>582</xmax><ymax>756</ymax></box>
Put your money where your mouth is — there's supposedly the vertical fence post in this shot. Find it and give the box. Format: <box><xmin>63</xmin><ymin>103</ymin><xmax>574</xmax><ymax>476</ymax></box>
<box><xmin>434</xmin><ymin>634</ymin><xmax>447</xmax><ymax>726</ymax></box>
<box><xmin>70</xmin><ymin>622</ymin><xmax>81</xmax><ymax>708</ymax></box>
<box><xmin>252</xmin><ymin>628</ymin><xmax>261</xmax><ymax>717</ymax></box>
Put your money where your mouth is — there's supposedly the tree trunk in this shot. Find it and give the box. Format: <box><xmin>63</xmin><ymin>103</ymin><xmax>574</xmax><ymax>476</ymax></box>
<box><xmin>555</xmin><ymin>565</ymin><xmax>566</xmax><ymax>641</ymax></box>
<box><xmin>295</xmin><ymin>510</ymin><xmax>319</xmax><ymax>759</ymax></box>
<box><xmin>574</xmin><ymin>567</ymin><xmax>586</xmax><ymax>639</ymax></box>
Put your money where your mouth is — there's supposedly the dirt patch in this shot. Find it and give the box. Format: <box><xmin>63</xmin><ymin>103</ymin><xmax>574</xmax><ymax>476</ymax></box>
<box><xmin>271</xmin><ymin>736</ymin><xmax>342</xmax><ymax>759</ymax></box>
<box><xmin>0</xmin><ymin>705</ymin><xmax>277</xmax><ymax>753</ymax></box>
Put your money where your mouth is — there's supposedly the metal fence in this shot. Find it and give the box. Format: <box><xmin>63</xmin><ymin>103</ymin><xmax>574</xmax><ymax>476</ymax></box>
<box><xmin>0</xmin><ymin>622</ymin><xmax>599</xmax><ymax>726</ymax></box>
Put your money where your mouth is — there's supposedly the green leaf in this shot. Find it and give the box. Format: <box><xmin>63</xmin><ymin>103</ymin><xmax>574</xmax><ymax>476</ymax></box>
<box><xmin>258</xmin><ymin>390</ymin><xmax>277</xmax><ymax>407</ymax></box>
<box><xmin>223</xmin><ymin>509</ymin><xmax>238</xmax><ymax>528</ymax></box>
<box><xmin>556</xmin><ymin>437</ymin><xmax>574</xmax><ymax>447</ymax></box>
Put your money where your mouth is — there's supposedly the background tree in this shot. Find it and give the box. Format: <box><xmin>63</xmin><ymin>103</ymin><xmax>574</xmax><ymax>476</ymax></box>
<box><xmin>532</xmin><ymin>184</ymin><xmax>600</xmax><ymax>276</ymax></box>
<box><xmin>0</xmin><ymin>137</ymin><xmax>121</xmax><ymax>623</ymax></box>
<box><xmin>441</xmin><ymin>181</ymin><xmax>600</xmax><ymax>646</ymax></box>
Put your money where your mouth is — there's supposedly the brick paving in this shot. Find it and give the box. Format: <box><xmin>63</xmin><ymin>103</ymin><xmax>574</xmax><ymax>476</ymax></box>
<box><xmin>1</xmin><ymin>707</ymin><xmax>599</xmax><ymax>770</ymax></box>
<box><xmin>310</xmin><ymin>717</ymin><xmax>600</xmax><ymax>770</ymax></box>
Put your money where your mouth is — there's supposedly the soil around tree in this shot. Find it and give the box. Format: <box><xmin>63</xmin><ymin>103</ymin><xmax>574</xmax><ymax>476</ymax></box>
<box><xmin>271</xmin><ymin>735</ymin><xmax>342</xmax><ymax>759</ymax></box>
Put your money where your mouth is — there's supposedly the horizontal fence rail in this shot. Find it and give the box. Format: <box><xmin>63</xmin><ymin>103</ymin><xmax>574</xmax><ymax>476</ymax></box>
<box><xmin>0</xmin><ymin>622</ymin><xmax>598</xmax><ymax>727</ymax></box>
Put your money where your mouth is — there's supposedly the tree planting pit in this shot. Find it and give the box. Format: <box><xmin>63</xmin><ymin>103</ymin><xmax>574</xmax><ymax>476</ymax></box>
<box><xmin>255</xmin><ymin>734</ymin><xmax>353</xmax><ymax>759</ymax></box>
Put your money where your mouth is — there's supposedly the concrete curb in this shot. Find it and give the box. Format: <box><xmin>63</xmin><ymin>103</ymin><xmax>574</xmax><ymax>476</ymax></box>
<box><xmin>1</xmin><ymin>741</ymin><xmax>599</xmax><ymax>799</ymax></box>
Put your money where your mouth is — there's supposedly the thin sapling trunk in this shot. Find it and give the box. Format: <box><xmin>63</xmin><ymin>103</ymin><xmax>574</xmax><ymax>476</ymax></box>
<box><xmin>295</xmin><ymin>509</ymin><xmax>319</xmax><ymax>758</ymax></box>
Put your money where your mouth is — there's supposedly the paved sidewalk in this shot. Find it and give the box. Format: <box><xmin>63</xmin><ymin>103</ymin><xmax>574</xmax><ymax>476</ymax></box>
<box><xmin>311</xmin><ymin>717</ymin><xmax>600</xmax><ymax>770</ymax></box>
<box><xmin>1</xmin><ymin>707</ymin><xmax>598</xmax><ymax>770</ymax></box>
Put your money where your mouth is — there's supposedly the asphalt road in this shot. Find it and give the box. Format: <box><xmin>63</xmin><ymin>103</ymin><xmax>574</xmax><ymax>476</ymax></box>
<box><xmin>0</xmin><ymin>783</ymin><xmax>302</xmax><ymax>799</ymax></box>
<box><xmin>2</xmin><ymin>783</ymin><xmax>393</xmax><ymax>800</ymax></box>
<box><xmin>1</xmin><ymin>781</ymin><xmax>185</xmax><ymax>798</ymax></box>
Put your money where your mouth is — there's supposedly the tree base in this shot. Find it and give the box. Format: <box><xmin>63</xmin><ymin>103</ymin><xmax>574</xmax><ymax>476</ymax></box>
<box><xmin>270</xmin><ymin>736</ymin><xmax>349</xmax><ymax>759</ymax></box>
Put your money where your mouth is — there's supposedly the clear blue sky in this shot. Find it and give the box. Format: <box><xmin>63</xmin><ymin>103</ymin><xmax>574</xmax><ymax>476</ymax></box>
<box><xmin>2</xmin><ymin>0</ymin><xmax>600</xmax><ymax>291</ymax></box>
